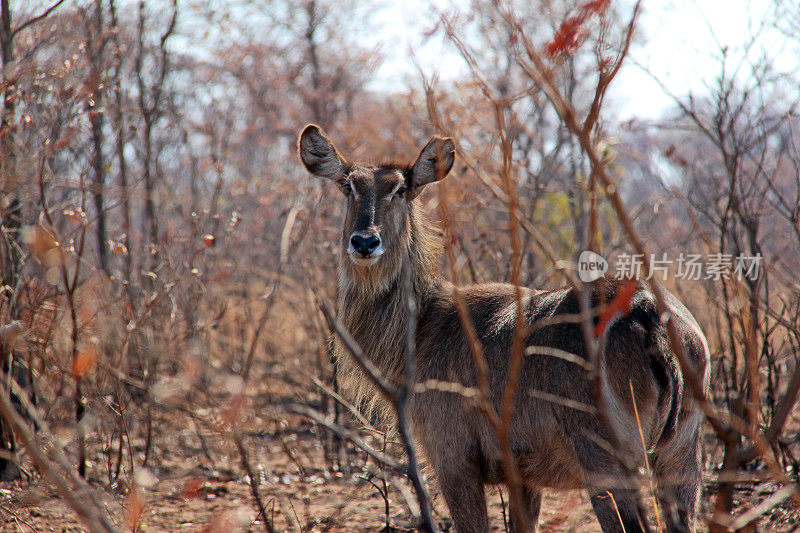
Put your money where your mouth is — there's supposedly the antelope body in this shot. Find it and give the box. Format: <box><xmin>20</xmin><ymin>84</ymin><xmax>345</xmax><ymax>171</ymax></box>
<box><xmin>298</xmin><ymin>125</ymin><xmax>710</xmax><ymax>533</ymax></box>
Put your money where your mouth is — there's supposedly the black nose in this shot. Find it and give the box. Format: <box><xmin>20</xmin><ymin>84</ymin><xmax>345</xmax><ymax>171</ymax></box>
<box><xmin>350</xmin><ymin>234</ymin><xmax>381</xmax><ymax>256</ymax></box>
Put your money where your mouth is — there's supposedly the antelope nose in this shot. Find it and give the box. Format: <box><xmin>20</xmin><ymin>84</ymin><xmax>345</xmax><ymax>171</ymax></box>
<box><xmin>350</xmin><ymin>234</ymin><xmax>380</xmax><ymax>256</ymax></box>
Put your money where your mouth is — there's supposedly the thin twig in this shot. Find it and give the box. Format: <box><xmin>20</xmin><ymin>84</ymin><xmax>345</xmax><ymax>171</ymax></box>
<box><xmin>233</xmin><ymin>432</ymin><xmax>277</xmax><ymax>533</ymax></box>
<box><xmin>289</xmin><ymin>404</ymin><xmax>403</xmax><ymax>472</ymax></box>
<box><xmin>398</xmin><ymin>263</ymin><xmax>437</xmax><ymax>532</ymax></box>
<box><xmin>10</xmin><ymin>0</ymin><xmax>67</xmax><ymax>38</ymax></box>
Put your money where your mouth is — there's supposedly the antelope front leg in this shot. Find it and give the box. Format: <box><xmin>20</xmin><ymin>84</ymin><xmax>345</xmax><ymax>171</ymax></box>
<box><xmin>437</xmin><ymin>464</ymin><xmax>489</xmax><ymax>533</ymax></box>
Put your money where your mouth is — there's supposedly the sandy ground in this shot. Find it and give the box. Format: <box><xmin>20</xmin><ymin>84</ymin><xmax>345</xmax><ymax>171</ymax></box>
<box><xmin>0</xmin><ymin>361</ymin><xmax>797</xmax><ymax>532</ymax></box>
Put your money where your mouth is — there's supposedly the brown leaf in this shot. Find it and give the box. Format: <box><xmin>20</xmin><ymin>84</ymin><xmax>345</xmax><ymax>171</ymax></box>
<box><xmin>200</xmin><ymin>511</ymin><xmax>237</xmax><ymax>533</ymax></box>
<box><xmin>108</xmin><ymin>239</ymin><xmax>129</xmax><ymax>256</ymax></box>
<box><xmin>219</xmin><ymin>393</ymin><xmax>246</xmax><ymax>429</ymax></box>
<box><xmin>24</xmin><ymin>225</ymin><xmax>61</xmax><ymax>268</ymax></box>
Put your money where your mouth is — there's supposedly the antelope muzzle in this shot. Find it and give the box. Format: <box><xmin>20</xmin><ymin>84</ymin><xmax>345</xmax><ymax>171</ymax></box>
<box><xmin>348</xmin><ymin>231</ymin><xmax>383</xmax><ymax>263</ymax></box>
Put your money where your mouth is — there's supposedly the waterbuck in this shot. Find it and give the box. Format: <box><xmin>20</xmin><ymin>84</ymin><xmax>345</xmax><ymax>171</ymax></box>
<box><xmin>298</xmin><ymin>124</ymin><xmax>710</xmax><ymax>533</ymax></box>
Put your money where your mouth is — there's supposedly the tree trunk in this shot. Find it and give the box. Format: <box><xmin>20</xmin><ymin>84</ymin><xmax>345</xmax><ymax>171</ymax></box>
<box><xmin>88</xmin><ymin>0</ymin><xmax>109</xmax><ymax>274</ymax></box>
<box><xmin>0</xmin><ymin>0</ymin><xmax>20</xmax><ymax>482</ymax></box>
<box><xmin>109</xmin><ymin>0</ymin><xmax>133</xmax><ymax>287</ymax></box>
<box><xmin>1</xmin><ymin>0</ymin><xmax>19</xmax><ymax>288</ymax></box>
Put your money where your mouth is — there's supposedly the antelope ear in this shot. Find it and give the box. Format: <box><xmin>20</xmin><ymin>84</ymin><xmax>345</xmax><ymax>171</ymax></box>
<box><xmin>297</xmin><ymin>124</ymin><xmax>348</xmax><ymax>183</ymax></box>
<box><xmin>408</xmin><ymin>136</ymin><xmax>455</xmax><ymax>190</ymax></box>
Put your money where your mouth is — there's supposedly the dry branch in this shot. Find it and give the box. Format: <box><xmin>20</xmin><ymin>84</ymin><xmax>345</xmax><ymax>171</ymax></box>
<box><xmin>492</xmin><ymin>0</ymin><xmax>800</xmax><ymax>518</ymax></box>
<box><xmin>319</xmin><ymin>299</ymin><xmax>437</xmax><ymax>532</ymax></box>
<box><xmin>0</xmin><ymin>382</ymin><xmax>119</xmax><ymax>533</ymax></box>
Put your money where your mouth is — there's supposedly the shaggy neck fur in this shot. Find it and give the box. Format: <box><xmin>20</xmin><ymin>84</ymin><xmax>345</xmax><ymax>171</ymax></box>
<box><xmin>335</xmin><ymin>201</ymin><xmax>443</xmax><ymax>410</ymax></box>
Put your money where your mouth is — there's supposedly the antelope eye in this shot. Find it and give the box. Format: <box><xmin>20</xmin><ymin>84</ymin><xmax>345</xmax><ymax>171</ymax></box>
<box><xmin>395</xmin><ymin>185</ymin><xmax>407</xmax><ymax>198</ymax></box>
<box><xmin>342</xmin><ymin>182</ymin><xmax>353</xmax><ymax>196</ymax></box>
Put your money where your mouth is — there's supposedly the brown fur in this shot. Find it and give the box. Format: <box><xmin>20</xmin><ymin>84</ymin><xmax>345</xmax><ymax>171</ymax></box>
<box><xmin>298</xmin><ymin>124</ymin><xmax>710</xmax><ymax>533</ymax></box>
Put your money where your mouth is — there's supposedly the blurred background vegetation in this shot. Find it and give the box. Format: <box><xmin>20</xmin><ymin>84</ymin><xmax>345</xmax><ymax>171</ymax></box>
<box><xmin>1</xmin><ymin>0</ymin><xmax>799</xmax><ymax>530</ymax></box>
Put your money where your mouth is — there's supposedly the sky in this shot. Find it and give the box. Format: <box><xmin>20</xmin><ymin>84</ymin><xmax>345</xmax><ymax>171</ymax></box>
<box><xmin>367</xmin><ymin>0</ymin><xmax>798</xmax><ymax>120</ymax></box>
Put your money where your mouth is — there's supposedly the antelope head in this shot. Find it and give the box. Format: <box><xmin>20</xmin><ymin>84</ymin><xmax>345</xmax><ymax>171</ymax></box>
<box><xmin>298</xmin><ymin>124</ymin><xmax>455</xmax><ymax>279</ymax></box>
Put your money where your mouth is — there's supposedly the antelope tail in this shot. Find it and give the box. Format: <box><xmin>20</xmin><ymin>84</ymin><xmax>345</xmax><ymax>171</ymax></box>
<box><xmin>634</xmin><ymin>292</ymin><xmax>684</xmax><ymax>448</ymax></box>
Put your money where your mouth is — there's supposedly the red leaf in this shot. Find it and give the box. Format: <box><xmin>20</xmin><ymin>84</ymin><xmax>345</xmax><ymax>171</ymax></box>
<box><xmin>212</xmin><ymin>269</ymin><xmax>232</xmax><ymax>281</ymax></box>
<box><xmin>181</xmin><ymin>477</ymin><xmax>204</xmax><ymax>499</ymax></box>
<box><xmin>581</xmin><ymin>0</ymin><xmax>611</xmax><ymax>15</ymax></box>
<box><xmin>546</xmin><ymin>15</ymin><xmax>585</xmax><ymax>57</ymax></box>
<box><xmin>72</xmin><ymin>345</ymin><xmax>98</xmax><ymax>380</ymax></box>
<box><xmin>546</xmin><ymin>0</ymin><xmax>610</xmax><ymax>58</ymax></box>
<box><xmin>123</xmin><ymin>484</ymin><xmax>144</xmax><ymax>531</ymax></box>
<box><xmin>594</xmin><ymin>281</ymin><xmax>638</xmax><ymax>338</ymax></box>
